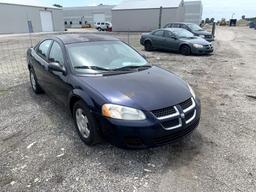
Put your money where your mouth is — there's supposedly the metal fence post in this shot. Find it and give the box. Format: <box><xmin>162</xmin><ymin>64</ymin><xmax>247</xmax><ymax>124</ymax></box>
<box><xmin>212</xmin><ymin>22</ymin><xmax>216</xmax><ymax>37</ymax></box>
<box><xmin>159</xmin><ymin>6</ymin><xmax>163</xmax><ymax>29</ymax></box>
<box><xmin>128</xmin><ymin>31</ymin><xmax>130</xmax><ymax>45</ymax></box>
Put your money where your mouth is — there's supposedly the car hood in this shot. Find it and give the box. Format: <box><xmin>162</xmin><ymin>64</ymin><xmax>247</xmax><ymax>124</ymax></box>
<box><xmin>193</xmin><ymin>30</ymin><xmax>212</xmax><ymax>36</ymax></box>
<box><xmin>180</xmin><ymin>37</ymin><xmax>210</xmax><ymax>45</ymax></box>
<box><xmin>78</xmin><ymin>66</ymin><xmax>192</xmax><ymax>111</ymax></box>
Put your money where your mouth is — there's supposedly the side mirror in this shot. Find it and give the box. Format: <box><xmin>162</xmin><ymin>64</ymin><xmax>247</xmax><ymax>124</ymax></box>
<box><xmin>48</xmin><ymin>62</ymin><xmax>66</xmax><ymax>75</ymax></box>
<box><xmin>170</xmin><ymin>36</ymin><xmax>178</xmax><ymax>40</ymax></box>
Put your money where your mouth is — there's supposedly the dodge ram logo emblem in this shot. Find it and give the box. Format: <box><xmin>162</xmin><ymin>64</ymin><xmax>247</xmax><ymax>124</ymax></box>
<box><xmin>181</xmin><ymin>113</ymin><xmax>185</xmax><ymax>119</ymax></box>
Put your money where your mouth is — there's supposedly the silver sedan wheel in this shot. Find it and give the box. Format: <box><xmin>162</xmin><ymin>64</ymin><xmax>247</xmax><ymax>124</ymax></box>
<box><xmin>30</xmin><ymin>72</ymin><xmax>36</xmax><ymax>91</ymax></box>
<box><xmin>76</xmin><ymin>108</ymin><xmax>90</xmax><ymax>138</ymax></box>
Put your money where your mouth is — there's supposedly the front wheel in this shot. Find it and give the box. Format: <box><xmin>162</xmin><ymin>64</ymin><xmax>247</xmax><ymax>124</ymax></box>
<box><xmin>144</xmin><ymin>41</ymin><xmax>153</xmax><ymax>51</ymax></box>
<box><xmin>73</xmin><ymin>100</ymin><xmax>100</xmax><ymax>146</ymax></box>
<box><xmin>180</xmin><ymin>45</ymin><xmax>191</xmax><ymax>56</ymax></box>
<box><xmin>29</xmin><ymin>68</ymin><xmax>43</xmax><ymax>94</ymax></box>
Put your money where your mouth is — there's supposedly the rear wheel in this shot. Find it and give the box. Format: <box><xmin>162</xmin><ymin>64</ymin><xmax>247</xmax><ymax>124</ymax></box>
<box><xmin>73</xmin><ymin>100</ymin><xmax>100</xmax><ymax>145</ymax></box>
<box><xmin>180</xmin><ymin>45</ymin><xmax>191</xmax><ymax>56</ymax></box>
<box><xmin>144</xmin><ymin>41</ymin><xmax>153</xmax><ymax>51</ymax></box>
<box><xmin>29</xmin><ymin>68</ymin><xmax>43</xmax><ymax>94</ymax></box>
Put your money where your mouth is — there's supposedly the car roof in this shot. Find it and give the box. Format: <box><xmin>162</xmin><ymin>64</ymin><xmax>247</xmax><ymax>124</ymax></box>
<box><xmin>51</xmin><ymin>33</ymin><xmax>119</xmax><ymax>45</ymax></box>
<box><xmin>165</xmin><ymin>22</ymin><xmax>195</xmax><ymax>25</ymax></box>
<box><xmin>154</xmin><ymin>28</ymin><xmax>187</xmax><ymax>32</ymax></box>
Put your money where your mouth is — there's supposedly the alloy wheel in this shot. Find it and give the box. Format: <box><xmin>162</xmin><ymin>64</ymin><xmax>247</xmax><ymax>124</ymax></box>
<box><xmin>75</xmin><ymin>108</ymin><xmax>90</xmax><ymax>138</ymax></box>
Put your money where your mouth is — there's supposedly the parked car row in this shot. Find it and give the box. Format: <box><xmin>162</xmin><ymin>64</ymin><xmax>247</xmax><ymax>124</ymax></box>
<box><xmin>140</xmin><ymin>28</ymin><xmax>213</xmax><ymax>55</ymax></box>
<box><xmin>140</xmin><ymin>22</ymin><xmax>214</xmax><ymax>56</ymax></box>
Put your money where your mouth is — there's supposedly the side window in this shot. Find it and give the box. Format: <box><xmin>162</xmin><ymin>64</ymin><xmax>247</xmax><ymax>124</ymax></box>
<box><xmin>165</xmin><ymin>31</ymin><xmax>175</xmax><ymax>38</ymax></box>
<box><xmin>37</xmin><ymin>40</ymin><xmax>52</xmax><ymax>60</ymax></box>
<box><xmin>153</xmin><ymin>30</ymin><xmax>164</xmax><ymax>37</ymax></box>
<box><xmin>49</xmin><ymin>42</ymin><xmax>64</xmax><ymax>66</ymax></box>
<box><xmin>172</xmin><ymin>24</ymin><xmax>180</xmax><ymax>28</ymax></box>
<box><xmin>97</xmin><ymin>22</ymin><xmax>100</xmax><ymax>25</ymax></box>
<box><xmin>101</xmin><ymin>22</ymin><xmax>105</xmax><ymax>25</ymax></box>
<box><xmin>180</xmin><ymin>24</ymin><xmax>189</xmax><ymax>30</ymax></box>
<box><xmin>166</xmin><ymin>24</ymin><xmax>171</xmax><ymax>28</ymax></box>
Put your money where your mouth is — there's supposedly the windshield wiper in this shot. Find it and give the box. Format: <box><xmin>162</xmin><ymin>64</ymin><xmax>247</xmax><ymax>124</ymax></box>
<box><xmin>74</xmin><ymin>66</ymin><xmax>111</xmax><ymax>71</ymax></box>
<box><xmin>113</xmin><ymin>65</ymin><xmax>151</xmax><ymax>71</ymax></box>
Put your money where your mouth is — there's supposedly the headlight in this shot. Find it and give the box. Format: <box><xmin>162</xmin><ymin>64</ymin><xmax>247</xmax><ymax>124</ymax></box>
<box><xmin>193</xmin><ymin>44</ymin><xmax>204</xmax><ymax>48</ymax></box>
<box><xmin>102</xmin><ymin>104</ymin><xmax>146</xmax><ymax>120</ymax></box>
<box><xmin>187</xmin><ymin>83</ymin><xmax>196</xmax><ymax>99</ymax></box>
<box><xmin>199</xmin><ymin>35</ymin><xmax>205</xmax><ymax>38</ymax></box>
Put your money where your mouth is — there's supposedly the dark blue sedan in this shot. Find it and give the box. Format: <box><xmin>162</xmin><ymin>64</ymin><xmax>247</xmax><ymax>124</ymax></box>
<box><xmin>27</xmin><ymin>34</ymin><xmax>201</xmax><ymax>149</ymax></box>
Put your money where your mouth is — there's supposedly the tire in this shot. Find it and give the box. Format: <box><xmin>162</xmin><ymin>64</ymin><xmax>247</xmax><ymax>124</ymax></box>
<box><xmin>73</xmin><ymin>100</ymin><xmax>100</xmax><ymax>146</ymax></box>
<box><xmin>144</xmin><ymin>41</ymin><xmax>153</xmax><ymax>51</ymax></box>
<box><xmin>180</xmin><ymin>45</ymin><xmax>191</xmax><ymax>56</ymax></box>
<box><xmin>29</xmin><ymin>68</ymin><xmax>43</xmax><ymax>94</ymax></box>
<box><xmin>97</xmin><ymin>27</ymin><xmax>102</xmax><ymax>31</ymax></box>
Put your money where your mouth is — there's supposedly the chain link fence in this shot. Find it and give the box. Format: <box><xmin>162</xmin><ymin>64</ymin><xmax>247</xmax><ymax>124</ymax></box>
<box><xmin>0</xmin><ymin>32</ymin><xmax>142</xmax><ymax>90</ymax></box>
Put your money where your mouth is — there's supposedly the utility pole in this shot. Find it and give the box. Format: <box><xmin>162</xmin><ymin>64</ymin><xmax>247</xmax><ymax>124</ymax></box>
<box><xmin>159</xmin><ymin>6</ymin><xmax>163</xmax><ymax>29</ymax></box>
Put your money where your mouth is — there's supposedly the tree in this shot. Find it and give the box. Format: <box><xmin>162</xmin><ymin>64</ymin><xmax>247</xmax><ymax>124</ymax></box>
<box><xmin>53</xmin><ymin>4</ymin><xmax>63</xmax><ymax>8</ymax></box>
<box><xmin>242</xmin><ymin>15</ymin><xmax>246</xmax><ymax>20</ymax></box>
<box><xmin>210</xmin><ymin>18</ymin><xmax>215</xmax><ymax>23</ymax></box>
<box><xmin>205</xmin><ymin>18</ymin><xmax>210</xmax><ymax>23</ymax></box>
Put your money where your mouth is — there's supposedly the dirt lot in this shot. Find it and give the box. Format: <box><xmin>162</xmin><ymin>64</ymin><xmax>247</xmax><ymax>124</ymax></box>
<box><xmin>0</xmin><ymin>27</ymin><xmax>256</xmax><ymax>192</ymax></box>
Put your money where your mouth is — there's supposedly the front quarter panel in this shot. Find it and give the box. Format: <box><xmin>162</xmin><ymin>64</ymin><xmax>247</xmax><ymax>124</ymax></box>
<box><xmin>68</xmin><ymin>76</ymin><xmax>108</xmax><ymax>114</ymax></box>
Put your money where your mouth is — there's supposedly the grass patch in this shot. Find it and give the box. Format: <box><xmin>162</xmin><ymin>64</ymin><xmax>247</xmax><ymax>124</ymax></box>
<box><xmin>0</xmin><ymin>89</ymin><xmax>8</xmax><ymax>96</ymax></box>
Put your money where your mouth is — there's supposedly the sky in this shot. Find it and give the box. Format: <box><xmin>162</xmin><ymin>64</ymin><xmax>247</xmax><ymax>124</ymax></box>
<box><xmin>1</xmin><ymin>0</ymin><xmax>255</xmax><ymax>20</ymax></box>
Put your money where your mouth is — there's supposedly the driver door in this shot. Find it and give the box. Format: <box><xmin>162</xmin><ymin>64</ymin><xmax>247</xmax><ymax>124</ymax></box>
<box><xmin>45</xmin><ymin>41</ymin><xmax>71</xmax><ymax>106</ymax></box>
<box><xmin>164</xmin><ymin>31</ymin><xmax>180</xmax><ymax>51</ymax></box>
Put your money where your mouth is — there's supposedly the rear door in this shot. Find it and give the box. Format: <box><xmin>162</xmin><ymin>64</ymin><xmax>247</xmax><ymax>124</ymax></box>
<box><xmin>164</xmin><ymin>31</ymin><xmax>180</xmax><ymax>51</ymax></box>
<box><xmin>151</xmin><ymin>30</ymin><xmax>165</xmax><ymax>49</ymax></box>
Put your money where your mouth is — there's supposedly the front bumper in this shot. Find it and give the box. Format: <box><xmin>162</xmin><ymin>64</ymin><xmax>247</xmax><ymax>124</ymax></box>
<box><xmin>192</xmin><ymin>46</ymin><xmax>214</xmax><ymax>55</ymax></box>
<box><xmin>97</xmin><ymin>97</ymin><xmax>201</xmax><ymax>149</ymax></box>
<box><xmin>205</xmin><ymin>37</ymin><xmax>214</xmax><ymax>42</ymax></box>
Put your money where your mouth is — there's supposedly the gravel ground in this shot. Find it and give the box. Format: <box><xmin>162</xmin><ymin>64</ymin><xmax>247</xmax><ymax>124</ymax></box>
<box><xmin>0</xmin><ymin>27</ymin><xmax>256</xmax><ymax>192</ymax></box>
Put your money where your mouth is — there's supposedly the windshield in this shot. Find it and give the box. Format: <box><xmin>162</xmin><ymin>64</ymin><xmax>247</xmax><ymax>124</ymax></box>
<box><xmin>187</xmin><ymin>23</ymin><xmax>203</xmax><ymax>31</ymax></box>
<box><xmin>67</xmin><ymin>41</ymin><xmax>148</xmax><ymax>74</ymax></box>
<box><xmin>171</xmin><ymin>29</ymin><xmax>194</xmax><ymax>38</ymax></box>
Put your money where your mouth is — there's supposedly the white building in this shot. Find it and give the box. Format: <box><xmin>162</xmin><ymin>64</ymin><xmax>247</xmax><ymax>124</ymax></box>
<box><xmin>112</xmin><ymin>0</ymin><xmax>203</xmax><ymax>32</ymax></box>
<box><xmin>63</xmin><ymin>5</ymin><xmax>115</xmax><ymax>28</ymax></box>
<box><xmin>184</xmin><ymin>1</ymin><xmax>203</xmax><ymax>24</ymax></box>
<box><xmin>0</xmin><ymin>2</ymin><xmax>64</xmax><ymax>34</ymax></box>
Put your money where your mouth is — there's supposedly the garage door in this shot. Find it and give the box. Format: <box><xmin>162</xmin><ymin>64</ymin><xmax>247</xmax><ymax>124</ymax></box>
<box><xmin>40</xmin><ymin>11</ymin><xmax>53</xmax><ymax>32</ymax></box>
<box><xmin>93</xmin><ymin>14</ymin><xmax>106</xmax><ymax>23</ymax></box>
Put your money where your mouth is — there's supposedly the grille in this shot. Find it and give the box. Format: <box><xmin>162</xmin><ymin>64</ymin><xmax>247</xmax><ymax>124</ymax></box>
<box><xmin>180</xmin><ymin>98</ymin><xmax>193</xmax><ymax>110</ymax></box>
<box><xmin>151</xmin><ymin>106</ymin><xmax>176</xmax><ymax>118</ymax></box>
<box><xmin>161</xmin><ymin>118</ymin><xmax>180</xmax><ymax>129</ymax></box>
<box><xmin>204</xmin><ymin>44</ymin><xmax>213</xmax><ymax>49</ymax></box>
<box><xmin>151</xmin><ymin>97</ymin><xmax>196</xmax><ymax>130</ymax></box>
<box><xmin>185</xmin><ymin>110</ymin><xmax>194</xmax><ymax>121</ymax></box>
<box><xmin>153</xmin><ymin>119</ymin><xmax>199</xmax><ymax>145</ymax></box>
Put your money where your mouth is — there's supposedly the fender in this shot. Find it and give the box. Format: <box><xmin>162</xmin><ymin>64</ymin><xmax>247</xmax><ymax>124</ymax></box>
<box><xmin>68</xmin><ymin>88</ymin><xmax>96</xmax><ymax>113</ymax></box>
<box><xmin>179</xmin><ymin>42</ymin><xmax>191</xmax><ymax>50</ymax></box>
